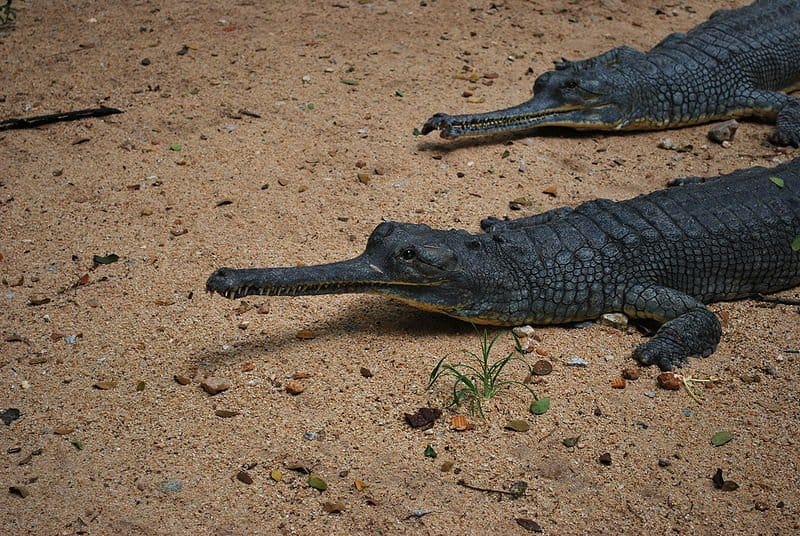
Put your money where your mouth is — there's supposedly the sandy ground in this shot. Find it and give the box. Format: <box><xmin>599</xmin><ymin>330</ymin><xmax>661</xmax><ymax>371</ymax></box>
<box><xmin>1</xmin><ymin>0</ymin><xmax>799</xmax><ymax>534</ymax></box>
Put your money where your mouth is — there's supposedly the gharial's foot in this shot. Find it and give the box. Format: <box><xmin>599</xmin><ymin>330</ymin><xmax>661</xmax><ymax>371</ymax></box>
<box><xmin>631</xmin><ymin>309</ymin><xmax>720</xmax><ymax>371</ymax></box>
<box><xmin>770</xmin><ymin>100</ymin><xmax>800</xmax><ymax>147</ymax></box>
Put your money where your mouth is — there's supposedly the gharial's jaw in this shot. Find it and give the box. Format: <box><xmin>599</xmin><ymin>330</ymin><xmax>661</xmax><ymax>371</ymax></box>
<box><xmin>421</xmin><ymin>96</ymin><xmax>628</xmax><ymax>139</ymax></box>
<box><xmin>206</xmin><ymin>257</ymin><xmax>469</xmax><ymax>315</ymax></box>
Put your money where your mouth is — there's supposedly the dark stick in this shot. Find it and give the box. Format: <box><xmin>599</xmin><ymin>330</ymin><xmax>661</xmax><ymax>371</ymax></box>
<box><xmin>0</xmin><ymin>106</ymin><xmax>123</xmax><ymax>131</ymax></box>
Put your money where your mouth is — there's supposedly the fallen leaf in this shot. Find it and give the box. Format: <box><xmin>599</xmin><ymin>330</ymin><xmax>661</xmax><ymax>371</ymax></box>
<box><xmin>451</xmin><ymin>415</ymin><xmax>470</xmax><ymax>431</ymax></box>
<box><xmin>285</xmin><ymin>381</ymin><xmax>305</xmax><ymax>395</ymax></box>
<box><xmin>404</xmin><ymin>407</ymin><xmax>441</xmax><ymax>429</ymax></box>
<box><xmin>354</xmin><ymin>479</ymin><xmax>366</xmax><ymax>491</ymax></box>
<box><xmin>505</xmin><ymin>419</ymin><xmax>530</xmax><ymax>432</ymax></box>
<box><xmin>236</xmin><ymin>470</ymin><xmax>253</xmax><ymax>484</ymax></box>
<box><xmin>423</xmin><ymin>445</ymin><xmax>437</xmax><ymax>458</ymax></box>
<box><xmin>530</xmin><ymin>397</ymin><xmax>550</xmax><ymax>415</ymax></box>
<box><xmin>711</xmin><ymin>430</ymin><xmax>733</xmax><ymax>447</ymax></box>
<box><xmin>516</xmin><ymin>518</ymin><xmax>542</xmax><ymax>532</ymax></box>
<box><xmin>93</xmin><ymin>381</ymin><xmax>117</xmax><ymax>390</ymax></box>
<box><xmin>92</xmin><ymin>253</ymin><xmax>119</xmax><ymax>265</ymax></box>
<box><xmin>307</xmin><ymin>474</ymin><xmax>328</xmax><ymax>491</ymax></box>
<box><xmin>323</xmin><ymin>501</ymin><xmax>345</xmax><ymax>513</ymax></box>
<box><xmin>270</xmin><ymin>469</ymin><xmax>283</xmax><ymax>482</ymax></box>
<box><xmin>295</xmin><ymin>329</ymin><xmax>316</xmax><ymax>340</ymax></box>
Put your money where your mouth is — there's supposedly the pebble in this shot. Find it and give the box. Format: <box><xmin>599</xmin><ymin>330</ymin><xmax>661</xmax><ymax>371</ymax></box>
<box><xmin>236</xmin><ymin>470</ymin><xmax>253</xmax><ymax>485</ymax></box>
<box><xmin>599</xmin><ymin>313</ymin><xmax>628</xmax><ymax>330</ymax></box>
<box><xmin>156</xmin><ymin>479</ymin><xmax>182</xmax><ymax>493</ymax></box>
<box><xmin>9</xmin><ymin>485</ymin><xmax>30</xmax><ymax>498</ymax></box>
<box><xmin>707</xmin><ymin>119</ymin><xmax>739</xmax><ymax>144</ymax></box>
<box><xmin>657</xmin><ymin>372</ymin><xmax>681</xmax><ymax>390</ymax></box>
<box><xmin>323</xmin><ymin>501</ymin><xmax>345</xmax><ymax>514</ymax></box>
<box><xmin>658</xmin><ymin>458</ymin><xmax>671</xmax><ymax>468</ymax></box>
<box><xmin>566</xmin><ymin>356</ymin><xmax>588</xmax><ymax>367</ymax></box>
<box><xmin>28</xmin><ymin>295</ymin><xmax>51</xmax><ymax>306</ymax></box>
<box><xmin>174</xmin><ymin>374</ymin><xmax>191</xmax><ymax>385</ymax></box>
<box><xmin>598</xmin><ymin>452</ymin><xmax>612</xmax><ymax>465</ymax></box>
<box><xmin>512</xmin><ymin>325</ymin><xmax>536</xmax><ymax>338</ymax></box>
<box><xmin>681</xmin><ymin>407</ymin><xmax>693</xmax><ymax>417</ymax></box>
<box><xmin>531</xmin><ymin>360</ymin><xmax>552</xmax><ymax>376</ymax></box>
<box><xmin>621</xmin><ymin>367</ymin><xmax>640</xmax><ymax>380</ymax></box>
<box><xmin>644</xmin><ymin>390</ymin><xmax>656</xmax><ymax>398</ymax></box>
<box><xmin>303</xmin><ymin>431</ymin><xmax>317</xmax><ymax>441</ymax></box>
<box><xmin>285</xmin><ymin>381</ymin><xmax>305</xmax><ymax>395</ymax></box>
<box><xmin>505</xmin><ymin>420</ymin><xmax>530</xmax><ymax>432</ymax></box>
<box><xmin>215</xmin><ymin>409</ymin><xmax>240</xmax><ymax>418</ymax></box>
<box><xmin>1</xmin><ymin>408</ymin><xmax>21</xmax><ymax>425</ymax></box>
<box><xmin>201</xmin><ymin>377</ymin><xmax>231</xmax><ymax>395</ymax></box>
<box><xmin>359</xmin><ymin>367</ymin><xmax>373</xmax><ymax>378</ymax></box>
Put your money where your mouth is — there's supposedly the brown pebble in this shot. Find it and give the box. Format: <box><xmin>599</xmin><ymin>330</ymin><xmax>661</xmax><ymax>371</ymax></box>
<box><xmin>621</xmin><ymin>367</ymin><xmax>640</xmax><ymax>380</ymax></box>
<box><xmin>657</xmin><ymin>372</ymin><xmax>681</xmax><ymax>391</ymax></box>
<box><xmin>53</xmin><ymin>426</ymin><xmax>75</xmax><ymax>435</ymax></box>
<box><xmin>754</xmin><ymin>501</ymin><xmax>770</xmax><ymax>512</ymax></box>
<box><xmin>357</xmin><ymin>172</ymin><xmax>371</xmax><ymax>184</ymax></box>
<box><xmin>201</xmin><ymin>377</ymin><xmax>231</xmax><ymax>395</ymax></box>
<box><xmin>373</xmin><ymin>166</ymin><xmax>385</xmax><ymax>176</ymax></box>
<box><xmin>541</xmin><ymin>185</ymin><xmax>558</xmax><ymax>197</ymax></box>
<box><xmin>440</xmin><ymin>461</ymin><xmax>454</xmax><ymax>473</ymax></box>
<box><xmin>598</xmin><ymin>452</ymin><xmax>612</xmax><ymax>465</ymax></box>
<box><xmin>323</xmin><ymin>501</ymin><xmax>345</xmax><ymax>514</ymax></box>
<box><xmin>610</xmin><ymin>376</ymin><xmax>626</xmax><ymax>389</ymax></box>
<box><xmin>461</xmin><ymin>90</ymin><xmax>473</xmax><ymax>98</ymax></box>
<box><xmin>531</xmin><ymin>359</ymin><xmax>553</xmax><ymax>376</ymax></box>
<box><xmin>93</xmin><ymin>380</ymin><xmax>117</xmax><ymax>390</ymax></box>
<box><xmin>355</xmin><ymin>160</ymin><xmax>366</xmax><ymax>168</ymax></box>
<box><xmin>707</xmin><ymin>119</ymin><xmax>739</xmax><ymax>144</ymax></box>
<box><xmin>295</xmin><ymin>329</ymin><xmax>316</xmax><ymax>340</ymax></box>
<box><xmin>359</xmin><ymin>367</ymin><xmax>373</xmax><ymax>378</ymax></box>
<box><xmin>241</xmin><ymin>361</ymin><xmax>255</xmax><ymax>372</ymax></box>
<box><xmin>215</xmin><ymin>409</ymin><xmax>240</xmax><ymax>418</ymax></box>
<box><xmin>28</xmin><ymin>295</ymin><xmax>51</xmax><ymax>306</ymax></box>
<box><xmin>9</xmin><ymin>485</ymin><xmax>30</xmax><ymax>498</ymax></box>
<box><xmin>257</xmin><ymin>303</ymin><xmax>270</xmax><ymax>314</ymax></box>
<box><xmin>174</xmin><ymin>374</ymin><xmax>191</xmax><ymax>385</ymax></box>
<box><xmin>285</xmin><ymin>381</ymin><xmax>305</xmax><ymax>395</ymax></box>
<box><xmin>236</xmin><ymin>470</ymin><xmax>253</xmax><ymax>485</ymax></box>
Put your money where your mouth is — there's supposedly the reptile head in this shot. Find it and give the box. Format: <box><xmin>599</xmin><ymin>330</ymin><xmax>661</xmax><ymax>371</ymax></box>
<box><xmin>207</xmin><ymin>221</ymin><xmax>528</xmax><ymax>325</ymax></box>
<box><xmin>421</xmin><ymin>61</ymin><xmax>635</xmax><ymax>139</ymax></box>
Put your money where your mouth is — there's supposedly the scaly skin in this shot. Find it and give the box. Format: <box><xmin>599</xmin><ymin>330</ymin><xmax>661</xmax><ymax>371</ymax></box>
<box><xmin>207</xmin><ymin>159</ymin><xmax>800</xmax><ymax>370</ymax></box>
<box><xmin>421</xmin><ymin>0</ymin><xmax>800</xmax><ymax>146</ymax></box>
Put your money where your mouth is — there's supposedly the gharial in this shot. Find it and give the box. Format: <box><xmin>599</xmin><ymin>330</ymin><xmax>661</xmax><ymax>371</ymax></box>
<box><xmin>207</xmin><ymin>159</ymin><xmax>800</xmax><ymax>371</ymax></box>
<box><xmin>421</xmin><ymin>0</ymin><xmax>800</xmax><ymax>146</ymax></box>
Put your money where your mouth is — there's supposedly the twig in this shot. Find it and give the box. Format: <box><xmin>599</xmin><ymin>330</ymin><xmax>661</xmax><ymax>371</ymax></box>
<box><xmin>754</xmin><ymin>294</ymin><xmax>800</xmax><ymax>306</ymax></box>
<box><xmin>0</xmin><ymin>106</ymin><xmax>123</xmax><ymax>131</ymax></box>
<box><xmin>457</xmin><ymin>478</ymin><xmax>526</xmax><ymax>498</ymax></box>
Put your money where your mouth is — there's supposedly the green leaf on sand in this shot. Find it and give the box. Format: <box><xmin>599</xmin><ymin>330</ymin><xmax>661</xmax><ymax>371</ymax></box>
<box><xmin>395</xmin><ymin>89</ymin><xmax>404</xmax><ymax>97</ymax></box>
<box><xmin>340</xmin><ymin>79</ymin><xmax>358</xmax><ymax>86</ymax></box>
<box><xmin>412</xmin><ymin>127</ymin><xmax>421</xmax><ymax>137</ymax></box>
<box><xmin>423</xmin><ymin>444</ymin><xmax>437</xmax><ymax>458</ymax></box>
<box><xmin>769</xmin><ymin>176</ymin><xmax>784</xmax><ymax>188</ymax></box>
<box><xmin>307</xmin><ymin>473</ymin><xmax>327</xmax><ymax>491</ymax></box>
<box><xmin>711</xmin><ymin>430</ymin><xmax>733</xmax><ymax>447</ymax></box>
<box><xmin>93</xmin><ymin>253</ymin><xmax>119</xmax><ymax>265</ymax></box>
<box><xmin>792</xmin><ymin>235</ymin><xmax>800</xmax><ymax>252</ymax></box>
<box><xmin>530</xmin><ymin>397</ymin><xmax>550</xmax><ymax>415</ymax></box>
<box><xmin>306</xmin><ymin>103</ymin><xmax>315</xmax><ymax>110</ymax></box>
<box><xmin>169</xmin><ymin>143</ymin><xmax>182</xmax><ymax>152</ymax></box>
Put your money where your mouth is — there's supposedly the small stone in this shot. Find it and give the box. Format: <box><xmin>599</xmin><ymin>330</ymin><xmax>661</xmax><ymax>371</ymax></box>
<box><xmin>621</xmin><ymin>367</ymin><xmax>640</xmax><ymax>380</ymax></box>
<box><xmin>9</xmin><ymin>485</ymin><xmax>30</xmax><ymax>498</ymax></box>
<box><xmin>257</xmin><ymin>303</ymin><xmax>270</xmax><ymax>314</ymax></box>
<box><xmin>285</xmin><ymin>381</ymin><xmax>305</xmax><ymax>395</ymax></box>
<box><xmin>291</xmin><ymin>371</ymin><xmax>311</xmax><ymax>379</ymax></box>
<box><xmin>566</xmin><ymin>356</ymin><xmax>588</xmax><ymax>367</ymax></box>
<box><xmin>1</xmin><ymin>408</ymin><xmax>21</xmax><ymax>425</ymax></box>
<box><xmin>681</xmin><ymin>407</ymin><xmax>693</xmax><ymax>417</ymax></box>
<box><xmin>354</xmin><ymin>478</ymin><xmax>367</xmax><ymax>490</ymax></box>
<box><xmin>658</xmin><ymin>458</ymin><xmax>671</xmax><ymax>468</ymax></box>
<box><xmin>295</xmin><ymin>329</ymin><xmax>316</xmax><ymax>340</ymax></box>
<box><xmin>599</xmin><ymin>313</ymin><xmax>628</xmax><ymax>330</ymax></box>
<box><xmin>541</xmin><ymin>184</ymin><xmax>558</xmax><ymax>197</ymax></box>
<box><xmin>357</xmin><ymin>172</ymin><xmax>371</xmax><ymax>184</ymax></box>
<box><xmin>707</xmin><ymin>119</ymin><xmax>739</xmax><ymax>144</ymax></box>
<box><xmin>610</xmin><ymin>376</ymin><xmax>626</xmax><ymax>389</ymax></box>
<box><xmin>754</xmin><ymin>501</ymin><xmax>769</xmax><ymax>512</ymax></box>
<box><xmin>516</xmin><ymin>518</ymin><xmax>543</xmax><ymax>533</ymax></box>
<box><xmin>53</xmin><ymin>426</ymin><xmax>75</xmax><ymax>435</ymax></box>
<box><xmin>405</xmin><ymin>407</ymin><xmax>441</xmax><ymax>429</ymax></box>
<box><xmin>215</xmin><ymin>409</ymin><xmax>240</xmax><ymax>418</ymax></box>
<box><xmin>505</xmin><ymin>419</ymin><xmax>531</xmax><ymax>432</ymax></box>
<box><xmin>657</xmin><ymin>372</ymin><xmax>681</xmax><ymax>390</ymax></box>
<box><xmin>509</xmin><ymin>197</ymin><xmax>532</xmax><ymax>210</ymax></box>
<box><xmin>201</xmin><ymin>377</ymin><xmax>231</xmax><ymax>395</ymax></box>
<box><xmin>28</xmin><ymin>295</ymin><xmax>51</xmax><ymax>306</ymax></box>
<box><xmin>323</xmin><ymin>501</ymin><xmax>345</xmax><ymax>514</ymax></box>
<box><xmin>598</xmin><ymin>452</ymin><xmax>612</xmax><ymax>465</ymax></box>
<box><xmin>270</xmin><ymin>469</ymin><xmax>283</xmax><ymax>482</ymax></box>
<box><xmin>303</xmin><ymin>431</ymin><xmax>317</xmax><ymax>441</ymax></box>
<box><xmin>512</xmin><ymin>325</ymin><xmax>536</xmax><ymax>338</ymax></box>
<box><xmin>174</xmin><ymin>374</ymin><xmax>191</xmax><ymax>385</ymax></box>
<box><xmin>373</xmin><ymin>166</ymin><xmax>386</xmax><ymax>176</ymax></box>
<box><xmin>93</xmin><ymin>380</ymin><xmax>117</xmax><ymax>390</ymax></box>
<box><xmin>359</xmin><ymin>367</ymin><xmax>373</xmax><ymax>378</ymax></box>
<box><xmin>440</xmin><ymin>461</ymin><xmax>454</xmax><ymax>473</ymax></box>
<box><xmin>236</xmin><ymin>470</ymin><xmax>253</xmax><ymax>484</ymax></box>
<box><xmin>156</xmin><ymin>479</ymin><xmax>182</xmax><ymax>493</ymax></box>
<box><xmin>141</xmin><ymin>58</ymin><xmax>151</xmax><ymax>66</ymax></box>
<box><xmin>644</xmin><ymin>390</ymin><xmax>656</xmax><ymax>398</ymax></box>
<box><xmin>658</xmin><ymin>137</ymin><xmax>677</xmax><ymax>150</ymax></box>
<box><xmin>531</xmin><ymin>360</ymin><xmax>553</xmax><ymax>376</ymax></box>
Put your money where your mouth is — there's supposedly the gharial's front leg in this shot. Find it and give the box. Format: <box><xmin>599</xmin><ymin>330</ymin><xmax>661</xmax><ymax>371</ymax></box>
<box><xmin>742</xmin><ymin>90</ymin><xmax>800</xmax><ymax>147</ymax></box>
<box><xmin>623</xmin><ymin>284</ymin><xmax>722</xmax><ymax>370</ymax></box>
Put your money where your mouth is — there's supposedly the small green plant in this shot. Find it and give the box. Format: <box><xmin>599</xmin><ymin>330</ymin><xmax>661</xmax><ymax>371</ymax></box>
<box><xmin>428</xmin><ymin>328</ymin><xmax>538</xmax><ymax>417</ymax></box>
<box><xmin>0</xmin><ymin>0</ymin><xmax>16</xmax><ymax>28</ymax></box>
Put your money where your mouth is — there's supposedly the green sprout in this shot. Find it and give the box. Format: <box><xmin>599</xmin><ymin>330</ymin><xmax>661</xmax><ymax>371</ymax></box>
<box><xmin>428</xmin><ymin>328</ymin><xmax>539</xmax><ymax>417</ymax></box>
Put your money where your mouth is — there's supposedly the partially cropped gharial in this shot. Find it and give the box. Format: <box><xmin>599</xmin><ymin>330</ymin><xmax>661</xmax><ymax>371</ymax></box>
<box><xmin>421</xmin><ymin>0</ymin><xmax>800</xmax><ymax>146</ymax></box>
<box><xmin>207</xmin><ymin>159</ymin><xmax>800</xmax><ymax>371</ymax></box>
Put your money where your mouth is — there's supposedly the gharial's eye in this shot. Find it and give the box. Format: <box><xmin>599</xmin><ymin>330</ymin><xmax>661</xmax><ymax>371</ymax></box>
<box><xmin>399</xmin><ymin>248</ymin><xmax>416</xmax><ymax>261</ymax></box>
<box><xmin>563</xmin><ymin>80</ymin><xmax>579</xmax><ymax>89</ymax></box>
